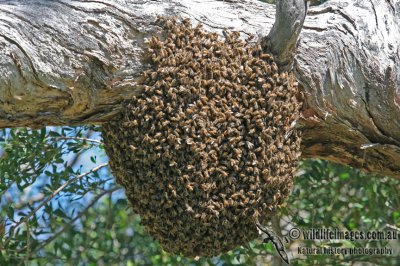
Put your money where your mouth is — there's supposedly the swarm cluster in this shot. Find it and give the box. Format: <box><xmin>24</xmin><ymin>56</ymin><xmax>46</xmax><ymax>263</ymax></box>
<box><xmin>102</xmin><ymin>18</ymin><xmax>302</xmax><ymax>257</ymax></box>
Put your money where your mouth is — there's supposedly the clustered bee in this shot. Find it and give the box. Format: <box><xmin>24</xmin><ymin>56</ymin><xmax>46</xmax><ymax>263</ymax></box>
<box><xmin>102</xmin><ymin>17</ymin><xmax>302</xmax><ymax>257</ymax></box>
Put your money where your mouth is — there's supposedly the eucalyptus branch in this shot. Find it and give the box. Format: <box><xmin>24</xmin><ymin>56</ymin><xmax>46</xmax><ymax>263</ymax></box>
<box><xmin>386</xmin><ymin>224</ymin><xmax>400</xmax><ymax>232</ymax></box>
<box><xmin>24</xmin><ymin>221</ymin><xmax>31</xmax><ymax>266</ymax></box>
<box><xmin>52</xmin><ymin>136</ymin><xmax>103</xmax><ymax>145</ymax></box>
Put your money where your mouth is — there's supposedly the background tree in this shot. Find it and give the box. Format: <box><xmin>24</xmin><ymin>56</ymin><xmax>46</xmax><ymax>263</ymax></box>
<box><xmin>1</xmin><ymin>127</ymin><xmax>399</xmax><ymax>265</ymax></box>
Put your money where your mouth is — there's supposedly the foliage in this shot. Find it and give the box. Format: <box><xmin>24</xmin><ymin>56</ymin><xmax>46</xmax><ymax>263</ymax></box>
<box><xmin>0</xmin><ymin>126</ymin><xmax>399</xmax><ymax>265</ymax></box>
<box><xmin>0</xmin><ymin>127</ymin><xmax>111</xmax><ymax>264</ymax></box>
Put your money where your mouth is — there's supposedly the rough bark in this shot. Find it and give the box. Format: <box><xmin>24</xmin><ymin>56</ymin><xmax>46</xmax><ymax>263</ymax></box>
<box><xmin>295</xmin><ymin>1</ymin><xmax>400</xmax><ymax>178</ymax></box>
<box><xmin>262</xmin><ymin>0</ymin><xmax>308</xmax><ymax>71</ymax></box>
<box><xmin>0</xmin><ymin>0</ymin><xmax>399</xmax><ymax>178</ymax></box>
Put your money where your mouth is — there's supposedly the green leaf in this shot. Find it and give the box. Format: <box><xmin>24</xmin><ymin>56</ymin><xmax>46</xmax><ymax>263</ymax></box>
<box><xmin>7</xmin><ymin>207</ymin><xmax>14</xmax><ymax>220</ymax></box>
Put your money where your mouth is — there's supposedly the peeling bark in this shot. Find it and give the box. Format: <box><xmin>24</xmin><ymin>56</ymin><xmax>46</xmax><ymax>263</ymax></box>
<box><xmin>0</xmin><ymin>0</ymin><xmax>399</xmax><ymax>178</ymax></box>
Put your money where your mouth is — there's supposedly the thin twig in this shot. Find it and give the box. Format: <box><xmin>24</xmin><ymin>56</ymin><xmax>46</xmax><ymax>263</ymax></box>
<box><xmin>386</xmin><ymin>224</ymin><xmax>400</xmax><ymax>232</ymax></box>
<box><xmin>25</xmin><ymin>221</ymin><xmax>30</xmax><ymax>265</ymax></box>
<box><xmin>53</xmin><ymin>136</ymin><xmax>102</xmax><ymax>144</ymax></box>
<box><xmin>67</xmin><ymin>132</ymin><xmax>91</xmax><ymax>167</ymax></box>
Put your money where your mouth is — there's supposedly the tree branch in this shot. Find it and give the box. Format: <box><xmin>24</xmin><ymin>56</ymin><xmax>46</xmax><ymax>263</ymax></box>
<box><xmin>0</xmin><ymin>0</ymin><xmax>399</xmax><ymax>177</ymax></box>
<box><xmin>262</xmin><ymin>0</ymin><xmax>308</xmax><ymax>71</ymax></box>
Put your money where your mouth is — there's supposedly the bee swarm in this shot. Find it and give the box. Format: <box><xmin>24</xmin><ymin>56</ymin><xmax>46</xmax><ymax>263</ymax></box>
<box><xmin>102</xmin><ymin>18</ymin><xmax>302</xmax><ymax>257</ymax></box>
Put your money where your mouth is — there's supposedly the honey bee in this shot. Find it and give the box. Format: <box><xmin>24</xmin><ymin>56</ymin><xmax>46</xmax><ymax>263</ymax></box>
<box><xmin>129</xmin><ymin>145</ymin><xmax>137</xmax><ymax>151</ymax></box>
<box><xmin>271</xmin><ymin>63</ymin><xmax>279</xmax><ymax>72</ymax></box>
<box><xmin>243</xmin><ymin>197</ymin><xmax>250</xmax><ymax>205</ymax></box>
<box><xmin>246</xmin><ymin>141</ymin><xmax>254</xmax><ymax>149</ymax></box>
<box><xmin>186</xmin><ymin>183</ymin><xmax>194</xmax><ymax>191</ymax></box>
<box><xmin>252</xmin><ymin>209</ymin><xmax>260</xmax><ymax>220</ymax></box>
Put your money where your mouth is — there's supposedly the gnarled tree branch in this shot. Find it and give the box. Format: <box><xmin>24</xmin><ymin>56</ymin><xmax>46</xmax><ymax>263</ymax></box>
<box><xmin>0</xmin><ymin>0</ymin><xmax>399</xmax><ymax>178</ymax></box>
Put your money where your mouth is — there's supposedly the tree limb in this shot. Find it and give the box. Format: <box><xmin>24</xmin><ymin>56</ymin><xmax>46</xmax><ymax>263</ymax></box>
<box><xmin>0</xmin><ymin>0</ymin><xmax>399</xmax><ymax>177</ymax></box>
<box><xmin>262</xmin><ymin>0</ymin><xmax>308</xmax><ymax>71</ymax></box>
